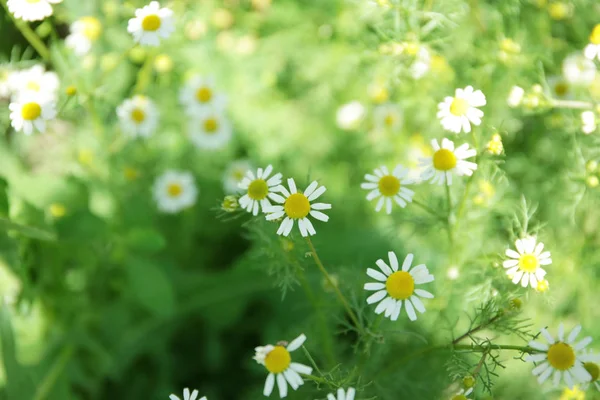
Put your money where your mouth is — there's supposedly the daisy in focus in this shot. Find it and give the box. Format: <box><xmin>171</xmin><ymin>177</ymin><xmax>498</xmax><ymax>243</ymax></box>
<box><xmin>116</xmin><ymin>95</ymin><xmax>159</xmax><ymax>138</ymax></box>
<box><xmin>7</xmin><ymin>0</ymin><xmax>61</xmax><ymax>22</ymax></box>
<box><xmin>254</xmin><ymin>334</ymin><xmax>313</xmax><ymax>398</ymax></box>
<box><xmin>66</xmin><ymin>17</ymin><xmax>103</xmax><ymax>56</ymax></box>
<box><xmin>450</xmin><ymin>388</ymin><xmax>473</xmax><ymax>400</ymax></box>
<box><xmin>238</xmin><ymin>165</ymin><xmax>283</xmax><ymax>216</ymax></box>
<box><xmin>179</xmin><ymin>76</ymin><xmax>227</xmax><ymax>115</ymax></box>
<box><xmin>364</xmin><ymin>251</ymin><xmax>434</xmax><ymax>322</ymax></box>
<box><xmin>128</xmin><ymin>1</ymin><xmax>174</xmax><ymax>47</ymax></box>
<box><xmin>373</xmin><ymin>103</ymin><xmax>402</xmax><ymax>131</ymax></box>
<box><xmin>153</xmin><ymin>170</ymin><xmax>198</xmax><ymax>214</ymax></box>
<box><xmin>188</xmin><ymin>110</ymin><xmax>232</xmax><ymax>150</ymax></box>
<box><xmin>437</xmin><ymin>86</ymin><xmax>486</xmax><ymax>134</ymax></box>
<box><xmin>420</xmin><ymin>138</ymin><xmax>477</xmax><ymax>185</ymax></box>
<box><xmin>169</xmin><ymin>388</ymin><xmax>206</xmax><ymax>400</ymax></box>
<box><xmin>526</xmin><ymin>323</ymin><xmax>597</xmax><ymax>388</ymax></box>
<box><xmin>265</xmin><ymin>179</ymin><xmax>331</xmax><ymax>237</ymax></box>
<box><xmin>9</xmin><ymin>94</ymin><xmax>56</xmax><ymax>135</ymax></box>
<box><xmin>503</xmin><ymin>236</ymin><xmax>551</xmax><ymax>289</ymax></box>
<box><xmin>327</xmin><ymin>387</ymin><xmax>356</xmax><ymax>400</ymax></box>
<box><xmin>223</xmin><ymin>159</ymin><xmax>253</xmax><ymax>194</ymax></box>
<box><xmin>9</xmin><ymin>65</ymin><xmax>59</xmax><ymax>99</ymax></box>
<box><xmin>361</xmin><ymin>165</ymin><xmax>414</xmax><ymax>214</ymax></box>
<box><xmin>584</xmin><ymin>24</ymin><xmax>600</xmax><ymax>61</ymax></box>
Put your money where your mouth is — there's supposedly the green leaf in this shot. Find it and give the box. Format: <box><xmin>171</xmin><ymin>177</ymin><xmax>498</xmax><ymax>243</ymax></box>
<box><xmin>0</xmin><ymin>217</ymin><xmax>56</xmax><ymax>241</ymax></box>
<box><xmin>125</xmin><ymin>259</ymin><xmax>175</xmax><ymax>318</ymax></box>
<box><xmin>125</xmin><ymin>228</ymin><xmax>166</xmax><ymax>254</ymax></box>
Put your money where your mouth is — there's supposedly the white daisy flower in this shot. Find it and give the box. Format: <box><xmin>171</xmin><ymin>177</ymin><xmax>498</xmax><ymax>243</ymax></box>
<box><xmin>526</xmin><ymin>323</ymin><xmax>597</xmax><ymax>389</ymax></box>
<box><xmin>502</xmin><ymin>236</ymin><xmax>551</xmax><ymax>289</ymax></box>
<box><xmin>420</xmin><ymin>138</ymin><xmax>477</xmax><ymax>185</ymax></box>
<box><xmin>169</xmin><ymin>388</ymin><xmax>206</xmax><ymax>400</ymax></box>
<box><xmin>584</xmin><ymin>24</ymin><xmax>600</xmax><ymax>61</ymax></box>
<box><xmin>153</xmin><ymin>170</ymin><xmax>198</xmax><ymax>214</ymax></box>
<box><xmin>507</xmin><ymin>86</ymin><xmax>525</xmax><ymax>108</ymax></box>
<box><xmin>9</xmin><ymin>94</ymin><xmax>56</xmax><ymax>135</ymax></box>
<box><xmin>66</xmin><ymin>16</ymin><xmax>102</xmax><ymax>56</ymax></box>
<box><xmin>437</xmin><ymin>86</ymin><xmax>486</xmax><ymax>134</ymax></box>
<box><xmin>580</xmin><ymin>351</ymin><xmax>600</xmax><ymax>391</ymax></box>
<box><xmin>116</xmin><ymin>95</ymin><xmax>159</xmax><ymax>138</ymax></box>
<box><xmin>264</xmin><ymin>178</ymin><xmax>331</xmax><ymax>237</ymax></box>
<box><xmin>254</xmin><ymin>334</ymin><xmax>313</xmax><ymax>398</ymax></box>
<box><xmin>7</xmin><ymin>0</ymin><xmax>61</xmax><ymax>22</ymax></box>
<box><xmin>361</xmin><ymin>165</ymin><xmax>414</xmax><ymax>214</ymax></box>
<box><xmin>562</xmin><ymin>53</ymin><xmax>596</xmax><ymax>87</ymax></box>
<box><xmin>9</xmin><ymin>64</ymin><xmax>59</xmax><ymax>99</ymax></box>
<box><xmin>179</xmin><ymin>76</ymin><xmax>227</xmax><ymax>115</ymax></box>
<box><xmin>450</xmin><ymin>388</ymin><xmax>473</xmax><ymax>400</ymax></box>
<box><xmin>373</xmin><ymin>103</ymin><xmax>402</xmax><ymax>131</ymax></box>
<box><xmin>327</xmin><ymin>387</ymin><xmax>356</xmax><ymax>400</ymax></box>
<box><xmin>547</xmin><ymin>75</ymin><xmax>572</xmax><ymax>99</ymax></box>
<box><xmin>336</xmin><ymin>101</ymin><xmax>365</xmax><ymax>131</ymax></box>
<box><xmin>223</xmin><ymin>159</ymin><xmax>253</xmax><ymax>194</ymax></box>
<box><xmin>0</xmin><ymin>65</ymin><xmax>14</xmax><ymax>98</ymax></box>
<box><xmin>188</xmin><ymin>110</ymin><xmax>232</xmax><ymax>150</ymax></box>
<box><xmin>582</xmin><ymin>111</ymin><xmax>597</xmax><ymax>134</ymax></box>
<box><xmin>127</xmin><ymin>1</ymin><xmax>174</xmax><ymax>47</ymax></box>
<box><xmin>364</xmin><ymin>251</ymin><xmax>434</xmax><ymax>322</ymax></box>
<box><xmin>238</xmin><ymin>165</ymin><xmax>283</xmax><ymax>216</ymax></box>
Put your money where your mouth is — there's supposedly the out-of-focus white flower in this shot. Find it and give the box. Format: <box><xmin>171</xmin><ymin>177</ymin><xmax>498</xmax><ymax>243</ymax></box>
<box><xmin>437</xmin><ymin>86</ymin><xmax>486</xmax><ymax>134</ymax></box>
<box><xmin>584</xmin><ymin>24</ymin><xmax>600</xmax><ymax>61</ymax></box>
<box><xmin>507</xmin><ymin>86</ymin><xmax>525</xmax><ymax>108</ymax></box>
<box><xmin>410</xmin><ymin>46</ymin><xmax>431</xmax><ymax>80</ymax></box>
<box><xmin>582</xmin><ymin>111</ymin><xmax>597</xmax><ymax>134</ymax></box>
<box><xmin>153</xmin><ymin>170</ymin><xmax>198</xmax><ymax>214</ymax></box>
<box><xmin>188</xmin><ymin>109</ymin><xmax>232</xmax><ymax>150</ymax></box>
<box><xmin>9</xmin><ymin>65</ymin><xmax>59</xmax><ymax>100</ymax></box>
<box><xmin>127</xmin><ymin>1</ymin><xmax>174</xmax><ymax>46</ymax></box>
<box><xmin>562</xmin><ymin>53</ymin><xmax>596</xmax><ymax>87</ymax></box>
<box><xmin>7</xmin><ymin>0</ymin><xmax>61</xmax><ymax>22</ymax></box>
<box><xmin>336</xmin><ymin>101</ymin><xmax>365</xmax><ymax>130</ymax></box>
<box><xmin>116</xmin><ymin>95</ymin><xmax>159</xmax><ymax>138</ymax></box>
<box><xmin>547</xmin><ymin>75</ymin><xmax>572</xmax><ymax>99</ymax></box>
<box><xmin>9</xmin><ymin>94</ymin><xmax>56</xmax><ymax>135</ymax></box>
<box><xmin>373</xmin><ymin>103</ymin><xmax>402</xmax><ymax>131</ymax></box>
<box><xmin>66</xmin><ymin>17</ymin><xmax>103</xmax><ymax>56</ymax></box>
<box><xmin>223</xmin><ymin>160</ymin><xmax>253</xmax><ymax>194</ymax></box>
<box><xmin>179</xmin><ymin>76</ymin><xmax>227</xmax><ymax>116</ymax></box>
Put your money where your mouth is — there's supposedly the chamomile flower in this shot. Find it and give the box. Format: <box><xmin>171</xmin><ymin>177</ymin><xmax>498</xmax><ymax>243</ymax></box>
<box><xmin>336</xmin><ymin>101</ymin><xmax>365</xmax><ymax>130</ymax></box>
<box><xmin>127</xmin><ymin>1</ymin><xmax>174</xmax><ymax>47</ymax></box>
<box><xmin>582</xmin><ymin>111</ymin><xmax>597</xmax><ymax>134</ymax></box>
<box><xmin>153</xmin><ymin>170</ymin><xmax>198</xmax><ymax>214</ymax></box>
<box><xmin>66</xmin><ymin>17</ymin><xmax>103</xmax><ymax>56</ymax></box>
<box><xmin>562</xmin><ymin>54</ymin><xmax>596</xmax><ymax>87</ymax></box>
<box><xmin>169</xmin><ymin>388</ymin><xmax>206</xmax><ymax>400</ymax></box>
<box><xmin>584</xmin><ymin>25</ymin><xmax>600</xmax><ymax>61</ymax></box>
<box><xmin>373</xmin><ymin>103</ymin><xmax>402</xmax><ymax>131</ymax></box>
<box><xmin>188</xmin><ymin>110</ymin><xmax>232</xmax><ymax>150</ymax></box>
<box><xmin>503</xmin><ymin>237</ymin><xmax>551</xmax><ymax>289</ymax></box>
<box><xmin>179</xmin><ymin>76</ymin><xmax>227</xmax><ymax>115</ymax></box>
<box><xmin>547</xmin><ymin>75</ymin><xmax>572</xmax><ymax>99</ymax></box>
<box><xmin>364</xmin><ymin>251</ymin><xmax>434</xmax><ymax>322</ymax></box>
<box><xmin>450</xmin><ymin>388</ymin><xmax>473</xmax><ymax>400</ymax></box>
<box><xmin>254</xmin><ymin>334</ymin><xmax>313</xmax><ymax>398</ymax></box>
<box><xmin>116</xmin><ymin>95</ymin><xmax>159</xmax><ymax>138</ymax></box>
<box><xmin>9</xmin><ymin>65</ymin><xmax>59</xmax><ymax>99</ymax></box>
<box><xmin>238</xmin><ymin>165</ymin><xmax>283</xmax><ymax>216</ymax></box>
<box><xmin>581</xmin><ymin>352</ymin><xmax>600</xmax><ymax>391</ymax></box>
<box><xmin>526</xmin><ymin>324</ymin><xmax>596</xmax><ymax>389</ymax></box>
<box><xmin>327</xmin><ymin>387</ymin><xmax>356</xmax><ymax>400</ymax></box>
<box><xmin>437</xmin><ymin>86</ymin><xmax>486</xmax><ymax>134</ymax></box>
<box><xmin>264</xmin><ymin>178</ymin><xmax>331</xmax><ymax>237</ymax></box>
<box><xmin>223</xmin><ymin>160</ymin><xmax>253</xmax><ymax>194</ymax></box>
<box><xmin>7</xmin><ymin>0</ymin><xmax>61</xmax><ymax>22</ymax></box>
<box><xmin>0</xmin><ymin>65</ymin><xmax>14</xmax><ymax>98</ymax></box>
<box><xmin>9</xmin><ymin>94</ymin><xmax>56</xmax><ymax>135</ymax></box>
<box><xmin>507</xmin><ymin>86</ymin><xmax>525</xmax><ymax>108</ymax></box>
<box><xmin>420</xmin><ymin>138</ymin><xmax>477</xmax><ymax>185</ymax></box>
<box><xmin>361</xmin><ymin>165</ymin><xmax>414</xmax><ymax>214</ymax></box>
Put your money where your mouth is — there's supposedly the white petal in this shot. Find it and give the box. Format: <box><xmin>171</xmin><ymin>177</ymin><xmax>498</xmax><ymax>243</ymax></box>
<box><xmin>289</xmin><ymin>363</ymin><xmax>312</xmax><ymax>375</ymax></box>
<box><xmin>277</xmin><ymin>373</ymin><xmax>288</xmax><ymax>398</ymax></box>
<box><xmin>366</xmin><ymin>290</ymin><xmax>387</xmax><ymax>304</ymax></box>
<box><xmin>388</xmin><ymin>251</ymin><xmax>399</xmax><ymax>271</ymax></box>
<box><xmin>287</xmin><ymin>334</ymin><xmax>306</xmax><ymax>351</ymax></box>
<box><xmin>414</xmin><ymin>289</ymin><xmax>434</xmax><ymax>298</ymax></box>
<box><xmin>364</xmin><ymin>282</ymin><xmax>385</xmax><ymax>291</ymax></box>
<box><xmin>402</xmin><ymin>253</ymin><xmax>413</xmax><ymax>271</ymax></box>
<box><xmin>366</xmin><ymin>268</ymin><xmax>387</xmax><ymax>282</ymax></box>
<box><xmin>405</xmin><ymin>300</ymin><xmax>417</xmax><ymax>321</ymax></box>
<box><xmin>531</xmin><ymin>361</ymin><xmax>550</xmax><ymax>376</ymax></box>
<box><xmin>376</xmin><ymin>259</ymin><xmax>393</xmax><ymax>275</ymax></box>
<box><xmin>410</xmin><ymin>295</ymin><xmax>426</xmax><ymax>313</ymax></box>
<box><xmin>264</xmin><ymin>373</ymin><xmax>275</xmax><ymax>396</ymax></box>
<box><xmin>574</xmin><ymin>336</ymin><xmax>592</xmax><ymax>351</ymax></box>
<box><xmin>529</xmin><ymin>340</ymin><xmax>549</xmax><ymax>351</ymax></box>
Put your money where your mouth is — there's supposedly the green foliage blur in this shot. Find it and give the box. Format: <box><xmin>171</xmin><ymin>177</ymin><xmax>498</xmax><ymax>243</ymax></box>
<box><xmin>1</xmin><ymin>0</ymin><xmax>600</xmax><ymax>400</ymax></box>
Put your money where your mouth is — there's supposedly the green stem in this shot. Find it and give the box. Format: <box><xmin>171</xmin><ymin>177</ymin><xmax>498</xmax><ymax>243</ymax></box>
<box><xmin>551</xmin><ymin>99</ymin><xmax>595</xmax><ymax>110</ymax></box>
<box><xmin>455</xmin><ymin>130</ymin><xmax>479</xmax><ymax>223</ymax></box>
<box><xmin>302</xmin><ymin>374</ymin><xmax>330</xmax><ymax>385</ymax></box>
<box><xmin>1</xmin><ymin>0</ymin><xmax>51</xmax><ymax>62</ymax></box>
<box><xmin>301</xmin><ymin>346</ymin><xmax>324</xmax><ymax>378</ymax></box>
<box><xmin>305</xmin><ymin>237</ymin><xmax>364</xmax><ymax>335</ymax></box>
<box><xmin>444</xmin><ymin>180</ymin><xmax>454</xmax><ymax>244</ymax></box>
<box><xmin>411</xmin><ymin>199</ymin><xmax>446</xmax><ymax>221</ymax></box>
<box><xmin>134</xmin><ymin>51</ymin><xmax>156</xmax><ymax>94</ymax></box>
<box><xmin>33</xmin><ymin>345</ymin><xmax>74</xmax><ymax>400</ymax></box>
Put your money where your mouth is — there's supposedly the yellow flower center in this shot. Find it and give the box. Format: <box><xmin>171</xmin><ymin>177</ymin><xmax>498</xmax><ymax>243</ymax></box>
<box><xmin>378</xmin><ymin>175</ymin><xmax>401</xmax><ymax>197</ymax></box>
<box><xmin>518</xmin><ymin>254</ymin><xmax>538</xmax><ymax>273</ymax></box>
<box><xmin>232</xmin><ymin>169</ymin><xmax>245</xmax><ymax>181</ymax></box>
<box><xmin>196</xmin><ymin>87</ymin><xmax>213</xmax><ymax>103</ymax></box>
<box><xmin>81</xmin><ymin>17</ymin><xmax>102</xmax><ymax>41</ymax></box>
<box><xmin>131</xmin><ymin>108</ymin><xmax>146</xmax><ymax>123</ymax></box>
<box><xmin>547</xmin><ymin>342</ymin><xmax>576</xmax><ymax>371</ymax></box>
<box><xmin>284</xmin><ymin>193</ymin><xmax>310</xmax><ymax>219</ymax></box>
<box><xmin>451</xmin><ymin>396</ymin><xmax>468</xmax><ymax>400</ymax></box>
<box><xmin>385</xmin><ymin>271</ymin><xmax>415</xmax><ymax>300</ymax></box>
<box><xmin>384</xmin><ymin>113</ymin><xmax>395</xmax><ymax>127</ymax></box>
<box><xmin>247</xmin><ymin>179</ymin><xmax>268</xmax><ymax>200</ymax></box>
<box><xmin>26</xmin><ymin>80</ymin><xmax>40</xmax><ymax>91</ymax></box>
<box><xmin>449</xmin><ymin>98</ymin><xmax>468</xmax><ymax>116</ymax></box>
<box><xmin>21</xmin><ymin>102</ymin><xmax>41</xmax><ymax>120</ymax></box>
<box><xmin>536</xmin><ymin>279</ymin><xmax>549</xmax><ymax>293</ymax></box>
<box><xmin>167</xmin><ymin>183</ymin><xmax>183</xmax><ymax>197</ymax></box>
<box><xmin>432</xmin><ymin>149</ymin><xmax>457</xmax><ymax>171</ymax></box>
<box><xmin>554</xmin><ymin>82</ymin><xmax>569</xmax><ymax>96</ymax></box>
<box><xmin>141</xmin><ymin>14</ymin><xmax>162</xmax><ymax>32</ymax></box>
<box><xmin>584</xmin><ymin>362</ymin><xmax>600</xmax><ymax>382</ymax></box>
<box><xmin>264</xmin><ymin>346</ymin><xmax>291</xmax><ymax>374</ymax></box>
<box><xmin>203</xmin><ymin>118</ymin><xmax>219</xmax><ymax>133</ymax></box>
<box><xmin>26</xmin><ymin>0</ymin><xmax>40</xmax><ymax>3</ymax></box>
<box><xmin>590</xmin><ymin>24</ymin><xmax>600</xmax><ymax>45</ymax></box>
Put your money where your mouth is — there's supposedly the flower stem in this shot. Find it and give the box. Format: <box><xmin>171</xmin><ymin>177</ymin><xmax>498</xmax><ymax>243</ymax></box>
<box><xmin>0</xmin><ymin>0</ymin><xmax>51</xmax><ymax>62</ymax></box>
<box><xmin>134</xmin><ymin>51</ymin><xmax>156</xmax><ymax>94</ymax></box>
<box><xmin>455</xmin><ymin>130</ymin><xmax>479</xmax><ymax>224</ymax></box>
<box><xmin>33</xmin><ymin>345</ymin><xmax>74</xmax><ymax>400</ymax></box>
<box><xmin>411</xmin><ymin>199</ymin><xmax>446</xmax><ymax>221</ymax></box>
<box><xmin>305</xmin><ymin>237</ymin><xmax>364</xmax><ymax>335</ymax></box>
<box><xmin>551</xmin><ymin>99</ymin><xmax>596</xmax><ymax>110</ymax></box>
<box><xmin>451</xmin><ymin>313</ymin><xmax>502</xmax><ymax>344</ymax></box>
<box><xmin>445</xmin><ymin>180</ymin><xmax>454</xmax><ymax>244</ymax></box>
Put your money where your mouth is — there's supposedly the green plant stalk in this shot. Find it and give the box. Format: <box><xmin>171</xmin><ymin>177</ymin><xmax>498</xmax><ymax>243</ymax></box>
<box><xmin>551</xmin><ymin>99</ymin><xmax>596</xmax><ymax>110</ymax></box>
<box><xmin>305</xmin><ymin>237</ymin><xmax>364</xmax><ymax>335</ymax></box>
<box><xmin>134</xmin><ymin>51</ymin><xmax>156</xmax><ymax>94</ymax></box>
<box><xmin>445</xmin><ymin>180</ymin><xmax>454</xmax><ymax>244</ymax></box>
<box><xmin>301</xmin><ymin>346</ymin><xmax>324</xmax><ymax>378</ymax></box>
<box><xmin>411</xmin><ymin>199</ymin><xmax>446</xmax><ymax>221</ymax></box>
<box><xmin>455</xmin><ymin>129</ymin><xmax>480</xmax><ymax>224</ymax></box>
<box><xmin>0</xmin><ymin>0</ymin><xmax>51</xmax><ymax>62</ymax></box>
<box><xmin>33</xmin><ymin>345</ymin><xmax>74</xmax><ymax>400</ymax></box>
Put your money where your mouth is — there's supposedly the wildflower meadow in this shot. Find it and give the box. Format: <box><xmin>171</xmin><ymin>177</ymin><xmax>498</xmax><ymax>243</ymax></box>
<box><xmin>1</xmin><ymin>0</ymin><xmax>600</xmax><ymax>399</ymax></box>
